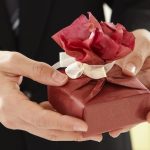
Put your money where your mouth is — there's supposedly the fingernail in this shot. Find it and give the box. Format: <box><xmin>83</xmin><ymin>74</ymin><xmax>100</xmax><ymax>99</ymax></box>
<box><xmin>111</xmin><ymin>133</ymin><xmax>120</xmax><ymax>138</ymax></box>
<box><xmin>84</xmin><ymin>136</ymin><xmax>102</xmax><ymax>142</ymax></box>
<box><xmin>52</xmin><ymin>71</ymin><xmax>68</xmax><ymax>85</ymax></box>
<box><xmin>73</xmin><ymin>124</ymin><xmax>88</xmax><ymax>132</ymax></box>
<box><xmin>125</xmin><ymin>63</ymin><xmax>136</xmax><ymax>74</ymax></box>
<box><xmin>121</xmin><ymin>128</ymin><xmax>130</xmax><ymax>133</ymax></box>
<box><xmin>91</xmin><ymin>136</ymin><xmax>103</xmax><ymax>142</ymax></box>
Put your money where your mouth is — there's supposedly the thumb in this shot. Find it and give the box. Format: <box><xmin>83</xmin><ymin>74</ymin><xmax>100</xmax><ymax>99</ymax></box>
<box><xmin>120</xmin><ymin>29</ymin><xmax>150</xmax><ymax>76</ymax></box>
<box><xmin>27</xmin><ymin>61</ymin><xmax>68</xmax><ymax>86</ymax></box>
<box><xmin>118</xmin><ymin>52</ymin><xmax>145</xmax><ymax>76</ymax></box>
<box><xmin>2</xmin><ymin>52</ymin><xmax>68</xmax><ymax>86</ymax></box>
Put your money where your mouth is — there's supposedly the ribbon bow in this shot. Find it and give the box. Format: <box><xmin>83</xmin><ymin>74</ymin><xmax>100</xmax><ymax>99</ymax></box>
<box><xmin>53</xmin><ymin>52</ymin><xmax>115</xmax><ymax>79</ymax></box>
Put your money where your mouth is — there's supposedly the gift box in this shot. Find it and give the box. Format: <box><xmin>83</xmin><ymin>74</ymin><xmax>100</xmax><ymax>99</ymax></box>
<box><xmin>48</xmin><ymin>65</ymin><xmax>150</xmax><ymax>136</ymax></box>
<box><xmin>48</xmin><ymin>12</ymin><xmax>150</xmax><ymax>136</ymax></box>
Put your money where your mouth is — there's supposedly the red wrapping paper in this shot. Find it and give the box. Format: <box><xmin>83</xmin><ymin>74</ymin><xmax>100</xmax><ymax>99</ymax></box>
<box><xmin>48</xmin><ymin>12</ymin><xmax>150</xmax><ymax>136</ymax></box>
<box><xmin>48</xmin><ymin>66</ymin><xmax>150</xmax><ymax>136</ymax></box>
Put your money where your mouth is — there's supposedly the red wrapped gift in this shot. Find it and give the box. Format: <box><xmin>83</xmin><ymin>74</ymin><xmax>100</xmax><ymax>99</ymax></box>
<box><xmin>48</xmin><ymin>66</ymin><xmax>150</xmax><ymax>136</ymax></box>
<box><xmin>48</xmin><ymin>12</ymin><xmax>150</xmax><ymax>136</ymax></box>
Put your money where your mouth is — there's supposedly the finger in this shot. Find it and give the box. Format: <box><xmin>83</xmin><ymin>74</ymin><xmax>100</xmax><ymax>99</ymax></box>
<box><xmin>22</xmin><ymin>123</ymin><xmax>102</xmax><ymax>142</ymax></box>
<box><xmin>17</xmin><ymin>98</ymin><xmax>88</xmax><ymax>132</ymax></box>
<box><xmin>0</xmin><ymin>52</ymin><xmax>68</xmax><ymax>86</ymax></box>
<box><xmin>122</xmin><ymin>54</ymin><xmax>145</xmax><ymax>76</ymax></box>
<box><xmin>27</xmin><ymin>129</ymin><xmax>102</xmax><ymax>142</ymax></box>
<box><xmin>109</xmin><ymin>125</ymin><xmax>134</xmax><ymax>138</ymax></box>
<box><xmin>14</xmin><ymin>117</ymin><xmax>101</xmax><ymax>142</ymax></box>
<box><xmin>109</xmin><ymin>128</ymin><xmax>130</xmax><ymax>138</ymax></box>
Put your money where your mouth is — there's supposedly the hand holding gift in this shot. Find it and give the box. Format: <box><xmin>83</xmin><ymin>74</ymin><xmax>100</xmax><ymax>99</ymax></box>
<box><xmin>48</xmin><ymin>13</ymin><xmax>150</xmax><ymax>137</ymax></box>
<box><xmin>110</xmin><ymin>29</ymin><xmax>150</xmax><ymax>137</ymax></box>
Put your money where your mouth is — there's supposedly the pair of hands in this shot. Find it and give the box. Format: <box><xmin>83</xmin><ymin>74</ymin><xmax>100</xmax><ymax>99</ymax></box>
<box><xmin>0</xmin><ymin>29</ymin><xmax>150</xmax><ymax>142</ymax></box>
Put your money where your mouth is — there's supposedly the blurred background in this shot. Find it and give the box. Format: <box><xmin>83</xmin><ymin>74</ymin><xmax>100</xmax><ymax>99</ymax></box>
<box><xmin>103</xmin><ymin>4</ymin><xmax>150</xmax><ymax>150</ymax></box>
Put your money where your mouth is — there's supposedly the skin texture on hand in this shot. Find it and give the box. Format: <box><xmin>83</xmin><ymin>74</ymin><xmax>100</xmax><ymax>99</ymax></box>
<box><xmin>0</xmin><ymin>51</ymin><xmax>102</xmax><ymax>142</ymax></box>
<box><xmin>110</xmin><ymin>29</ymin><xmax>150</xmax><ymax>138</ymax></box>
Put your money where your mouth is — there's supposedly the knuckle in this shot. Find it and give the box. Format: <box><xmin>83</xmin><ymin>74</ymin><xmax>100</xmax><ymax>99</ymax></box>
<box><xmin>6</xmin><ymin>52</ymin><xmax>20</xmax><ymax>64</ymax></box>
<box><xmin>0</xmin><ymin>51</ymin><xmax>21</xmax><ymax>70</ymax></box>
<box><xmin>32</xmin><ymin>62</ymin><xmax>48</xmax><ymax>79</ymax></box>
<box><xmin>10</xmin><ymin>51</ymin><xmax>20</xmax><ymax>58</ymax></box>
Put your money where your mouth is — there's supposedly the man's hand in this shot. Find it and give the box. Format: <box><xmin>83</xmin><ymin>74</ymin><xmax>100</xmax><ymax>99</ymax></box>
<box><xmin>110</xmin><ymin>29</ymin><xmax>150</xmax><ymax>138</ymax></box>
<box><xmin>0</xmin><ymin>51</ymin><xmax>101</xmax><ymax>142</ymax></box>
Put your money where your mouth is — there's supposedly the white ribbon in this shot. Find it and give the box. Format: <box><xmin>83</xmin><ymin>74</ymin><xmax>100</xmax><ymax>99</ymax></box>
<box><xmin>52</xmin><ymin>52</ymin><xmax>115</xmax><ymax>79</ymax></box>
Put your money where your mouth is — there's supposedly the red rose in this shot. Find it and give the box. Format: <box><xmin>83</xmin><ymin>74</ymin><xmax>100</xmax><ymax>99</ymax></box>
<box><xmin>52</xmin><ymin>12</ymin><xmax>135</xmax><ymax>65</ymax></box>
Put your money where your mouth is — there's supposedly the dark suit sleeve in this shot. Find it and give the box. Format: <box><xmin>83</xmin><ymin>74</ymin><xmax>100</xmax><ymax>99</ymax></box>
<box><xmin>105</xmin><ymin>0</ymin><xmax>150</xmax><ymax>31</ymax></box>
